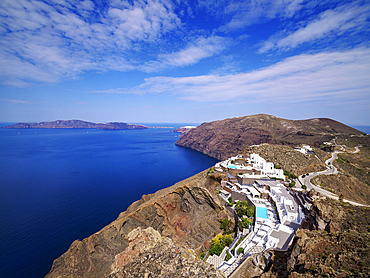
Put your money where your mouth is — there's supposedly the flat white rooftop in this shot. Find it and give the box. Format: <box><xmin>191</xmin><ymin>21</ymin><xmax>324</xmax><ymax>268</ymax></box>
<box><xmin>247</xmin><ymin>186</ymin><xmax>260</xmax><ymax>196</ymax></box>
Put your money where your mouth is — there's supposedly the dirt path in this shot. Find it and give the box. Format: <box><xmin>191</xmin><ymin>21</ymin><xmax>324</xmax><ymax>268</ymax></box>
<box><xmin>298</xmin><ymin>151</ymin><xmax>369</xmax><ymax>207</ymax></box>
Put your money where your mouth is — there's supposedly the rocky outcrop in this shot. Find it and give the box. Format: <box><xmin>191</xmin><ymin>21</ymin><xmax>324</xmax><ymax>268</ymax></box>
<box><xmin>173</xmin><ymin>126</ymin><xmax>197</xmax><ymax>136</ymax></box>
<box><xmin>263</xmin><ymin>198</ymin><xmax>370</xmax><ymax>277</ymax></box>
<box><xmin>2</xmin><ymin>120</ymin><xmax>148</xmax><ymax>129</ymax></box>
<box><xmin>230</xmin><ymin>252</ymin><xmax>273</xmax><ymax>278</ymax></box>
<box><xmin>46</xmin><ymin>171</ymin><xmax>228</xmax><ymax>278</ymax></box>
<box><xmin>110</xmin><ymin>227</ymin><xmax>162</xmax><ymax>274</ymax></box>
<box><xmin>175</xmin><ymin>114</ymin><xmax>364</xmax><ymax>160</ymax></box>
<box><xmin>109</xmin><ymin>227</ymin><xmax>225</xmax><ymax>278</ymax></box>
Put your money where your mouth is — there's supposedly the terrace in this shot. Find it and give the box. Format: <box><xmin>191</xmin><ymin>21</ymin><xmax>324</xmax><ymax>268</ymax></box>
<box><xmin>210</xmin><ymin>155</ymin><xmax>307</xmax><ymax>277</ymax></box>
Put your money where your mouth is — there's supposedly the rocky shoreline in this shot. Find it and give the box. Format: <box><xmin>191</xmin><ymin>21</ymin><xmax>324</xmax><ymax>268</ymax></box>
<box><xmin>46</xmin><ymin>171</ymin><xmax>229</xmax><ymax>278</ymax></box>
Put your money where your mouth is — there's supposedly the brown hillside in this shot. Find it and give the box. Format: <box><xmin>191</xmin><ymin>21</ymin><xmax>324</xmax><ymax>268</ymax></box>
<box><xmin>240</xmin><ymin>144</ymin><xmax>327</xmax><ymax>177</ymax></box>
<box><xmin>46</xmin><ymin>171</ymin><xmax>228</xmax><ymax>278</ymax></box>
<box><xmin>176</xmin><ymin>114</ymin><xmax>364</xmax><ymax>160</ymax></box>
<box><xmin>311</xmin><ymin>135</ymin><xmax>370</xmax><ymax>205</ymax></box>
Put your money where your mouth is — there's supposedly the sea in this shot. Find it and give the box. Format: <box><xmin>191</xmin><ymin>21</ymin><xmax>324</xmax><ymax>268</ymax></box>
<box><xmin>0</xmin><ymin>123</ymin><xmax>219</xmax><ymax>278</ymax></box>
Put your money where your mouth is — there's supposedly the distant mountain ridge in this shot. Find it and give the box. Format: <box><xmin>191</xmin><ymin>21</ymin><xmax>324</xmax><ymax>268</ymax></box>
<box><xmin>2</xmin><ymin>120</ymin><xmax>148</xmax><ymax>130</ymax></box>
<box><xmin>175</xmin><ymin>114</ymin><xmax>365</xmax><ymax>160</ymax></box>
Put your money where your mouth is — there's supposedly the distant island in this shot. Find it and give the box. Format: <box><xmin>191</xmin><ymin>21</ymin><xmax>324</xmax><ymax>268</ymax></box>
<box><xmin>2</xmin><ymin>120</ymin><xmax>170</xmax><ymax>130</ymax></box>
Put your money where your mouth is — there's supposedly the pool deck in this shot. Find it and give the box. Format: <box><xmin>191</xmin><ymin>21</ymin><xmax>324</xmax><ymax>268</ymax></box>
<box><xmin>256</xmin><ymin>206</ymin><xmax>269</xmax><ymax>219</ymax></box>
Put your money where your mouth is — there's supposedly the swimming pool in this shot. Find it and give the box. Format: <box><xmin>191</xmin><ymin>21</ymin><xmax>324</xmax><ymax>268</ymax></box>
<box><xmin>256</xmin><ymin>206</ymin><xmax>269</xmax><ymax>219</ymax></box>
<box><xmin>228</xmin><ymin>165</ymin><xmax>237</xmax><ymax>169</ymax></box>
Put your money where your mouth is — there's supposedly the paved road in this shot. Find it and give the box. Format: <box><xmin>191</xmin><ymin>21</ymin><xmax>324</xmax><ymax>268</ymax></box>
<box><xmin>298</xmin><ymin>150</ymin><xmax>369</xmax><ymax>207</ymax></box>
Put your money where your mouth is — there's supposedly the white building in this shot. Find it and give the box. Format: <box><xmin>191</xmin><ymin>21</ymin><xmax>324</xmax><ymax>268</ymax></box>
<box><xmin>214</xmin><ymin>154</ymin><xmax>284</xmax><ymax>180</ymax></box>
<box><xmin>294</xmin><ymin>145</ymin><xmax>313</xmax><ymax>155</ymax></box>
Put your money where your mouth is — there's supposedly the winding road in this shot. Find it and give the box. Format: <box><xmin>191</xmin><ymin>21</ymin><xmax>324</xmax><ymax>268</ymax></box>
<box><xmin>297</xmin><ymin>149</ymin><xmax>369</xmax><ymax>207</ymax></box>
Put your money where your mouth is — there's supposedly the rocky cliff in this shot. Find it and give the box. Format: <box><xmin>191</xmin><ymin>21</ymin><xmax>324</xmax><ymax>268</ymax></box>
<box><xmin>175</xmin><ymin>114</ymin><xmax>365</xmax><ymax>160</ymax></box>
<box><xmin>46</xmin><ymin>171</ymin><xmax>229</xmax><ymax>278</ymax></box>
<box><xmin>108</xmin><ymin>227</ymin><xmax>225</xmax><ymax>278</ymax></box>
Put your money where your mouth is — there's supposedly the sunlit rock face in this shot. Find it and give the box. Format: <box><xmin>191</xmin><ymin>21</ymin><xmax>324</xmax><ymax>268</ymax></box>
<box><xmin>176</xmin><ymin>114</ymin><xmax>363</xmax><ymax>160</ymax></box>
<box><xmin>46</xmin><ymin>171</ymin><xmax>228</xmax><ymax>278</ymax></box>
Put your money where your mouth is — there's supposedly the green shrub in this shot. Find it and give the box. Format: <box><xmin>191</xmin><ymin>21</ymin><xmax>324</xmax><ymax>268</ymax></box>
<box><xmin>238</xmin><ymin>217</ymin><xmax>251</xmax><ymax>230</ymax></box>
<box><xmin>225</xmin><ymin>253</ymin><xmax>231</xmax><ymax>261</ymax></box>
<box><xmin>207</xmin><ymin>167</ymin><xmax>214</xmax><ymax>174</ymax></box>
<box><xmin>220</xmin><ymin>219</ymin><xmax>230</xmax><ymax>232</ymax></box>
<box><xmin>200</xmin><ymin>252</ymin><xmax>206</xmax><ymax>259</ymax></box>
<box><xmin>339</xmin><ymin>194</ymin><xmax>344</xmax><ymax>202</ymax></box>
<box><xmin>223</xmin><ymin>234</ymin><xmax>233</xmax><ymax>246</ymax></box>
<box><xmin>209</xmin><ymin>243</ymin><xmax>223</xmax><ymax>256</ymax></box>
<box><xmin>237</xmin><ymin>247</ymin><xmax>244</xmax><ymax>254</ymax></box>
<box><xmin>284</xmin><ymin>170</ymin><xmax>297</xmax><ymax>179</ymax></box>
<box><xmin>209</xmin><ymin>234</ymin><xmax>233</xmax><ymax>256</ymax></box>
<box><xmin>227</xmin><ymin>196</ymin><xmax>234</xmax><ymax>207</ymax></box>
<box><xmin>235</xmin><ymin>201</ymin><xmax>255</xmax><ymax>218</ymax></box>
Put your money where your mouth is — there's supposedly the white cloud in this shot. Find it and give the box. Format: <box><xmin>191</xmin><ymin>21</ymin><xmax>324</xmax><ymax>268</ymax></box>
<box><xmin>0</xmin><ymin>98</ymin><xmax>39</xmax><ymax>104</ymax></box>
<box><xmin>220</xmin><ymin>0</ymin><xmax>305</xmax><ymax>31</ymax></box>
<box><xmin>260</xmin><ymin>3</ymin><xmax>370</xmax><ymax>52</ymax></box>
<box><xmin>90</xmin><ymin>88</ymin><xmax>128</xmax><ymax>94</ymax></box>
<box><xmin>124</xmin><ymin>47</ymin><xmax>370</xmax><ymax>104</ymax></box>
<box><xmin>141</xmin><ymin>36</ymin><xmax>229</xmax><ymax>72</ymax></box>
<box><xmin>0</xmin><ymin>0</ymin><xmax>184</xmax><ymax>86</ymax></box>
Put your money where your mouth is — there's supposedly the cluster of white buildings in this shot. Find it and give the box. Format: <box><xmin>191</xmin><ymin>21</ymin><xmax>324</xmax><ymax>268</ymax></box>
<box><xmin>214</xmin><ymin>154</ymin><xmax>284</xmax><ymax>180</ymax></box>
<box><xmin>206</xmin><ymin>153</ymin><xmax>309</xmax><ymax>277</ymax></box>
<box><xmin>294</xmin><ymin>144</ymin><xmax>313</xmax><ymax>155</ymax></box>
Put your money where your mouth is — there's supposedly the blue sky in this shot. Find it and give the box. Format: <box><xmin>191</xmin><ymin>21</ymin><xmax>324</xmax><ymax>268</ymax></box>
<box><xmin>0</xmin><ymin>0</ymin><xmax>369</xmax><ymax>125</ymax></box>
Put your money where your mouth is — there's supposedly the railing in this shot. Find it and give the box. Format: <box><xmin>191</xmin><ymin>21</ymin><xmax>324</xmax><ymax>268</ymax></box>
<box><xmin>229</xmin><ymin>231</ymin><xmax>240</xmax><ymax>251</ymax></box>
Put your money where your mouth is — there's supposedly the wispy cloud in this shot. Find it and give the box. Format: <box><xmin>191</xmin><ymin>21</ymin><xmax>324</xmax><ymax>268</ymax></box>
<box><xmin>0</xmin><ymin>98</ymin><xmax>39</xmax><ymax>104</ymax></box>
<box><xmin>259</xmin><ymin>2</ymin><xmax>370</xmax><ymax>52</ymax></box>
<box><xmin>0</xmin><ymin>0</ymin><xmax>199</xmax><ymax>86</ymax></box>
<box><xmin>219</xmin><ymin>0</ymin><xmax>305</xmax><ymax>31</ymax></box>
<box><xmin>90</xmin><ymin>88</ymin><xmax>129</xmax><ymax>94</ymax></box>
<box><xmin>124</xmin><ymin>47</ymin><xmax>370</xmax><ymax>103</ymax></box>
<box><xmin>141</xmin><ymin>36</ymin><xmax>230</xmax><ymax>72</ymax></box>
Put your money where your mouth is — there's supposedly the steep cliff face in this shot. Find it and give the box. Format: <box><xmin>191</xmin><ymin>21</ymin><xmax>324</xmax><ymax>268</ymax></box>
<box><xmin>46</xmin><ymin>171</ymin><xmax>228</xmax><ymax>278</ymax></box>
<box><xmin>175</xmin><ymin>114</ymin><xmax>364</xmax><ymax>160</ymax></box>
<box><xmin>108</xmin><ymin>227</ymin><xmax>225</xmax><ymax>278</ymax></box>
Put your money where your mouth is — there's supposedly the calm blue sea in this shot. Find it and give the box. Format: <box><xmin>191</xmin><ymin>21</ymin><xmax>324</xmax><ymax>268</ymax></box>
<box><xmin>0</xmin><ymin>123</ymin><xmax>218</xmax><ymax>278</ymax></box>
<box><xmin>351</xmin><ymin>125</ymin><xmax>370</xmax><ymax>135</ymax></box>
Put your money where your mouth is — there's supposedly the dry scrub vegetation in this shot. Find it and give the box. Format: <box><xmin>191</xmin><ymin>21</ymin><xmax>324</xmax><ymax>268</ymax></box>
<box><xmin>240</xmin><ymin>144</ymin><xmax>327</xmax><ymax>177</ymax></box>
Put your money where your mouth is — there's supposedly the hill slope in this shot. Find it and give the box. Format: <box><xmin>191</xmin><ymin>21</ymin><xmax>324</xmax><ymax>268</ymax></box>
<box><xmin>46</xmin><ymin>171</ymin><xmax>228</xmax><ymax>278</ymax></box>
<box><xmin>176</xmin><ymin>114</ymin><xmax>364</xmax><ymax>160</ymax></box>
